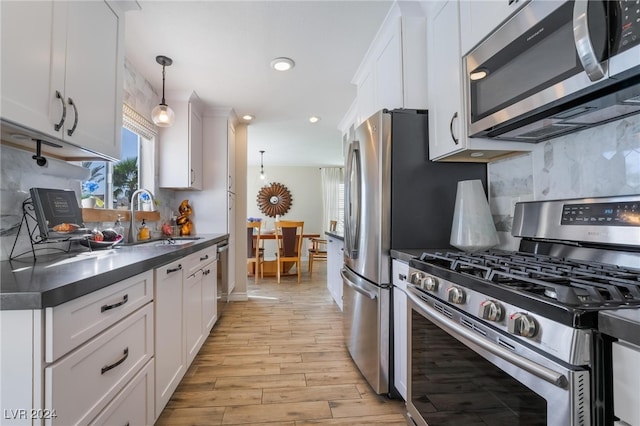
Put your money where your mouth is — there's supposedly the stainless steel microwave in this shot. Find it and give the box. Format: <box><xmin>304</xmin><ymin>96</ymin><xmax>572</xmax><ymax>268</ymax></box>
<box><xmin>464</xmin><ymin>0</ymin><xmax>640</xmax><ymax>142</ymax></box>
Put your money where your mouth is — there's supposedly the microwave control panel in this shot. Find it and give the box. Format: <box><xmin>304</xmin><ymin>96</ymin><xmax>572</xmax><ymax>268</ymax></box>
<box><xmin>615</xmin><ymin>0</ymin><xmax>640</xmax><ymax>53</ymax></box>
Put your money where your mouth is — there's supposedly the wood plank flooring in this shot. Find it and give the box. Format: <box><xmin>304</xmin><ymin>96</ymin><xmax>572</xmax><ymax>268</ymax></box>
<box><xmin>155</xmin><ymin>262</ymin><xmax>408</xmax><ymax>425</ymax></box>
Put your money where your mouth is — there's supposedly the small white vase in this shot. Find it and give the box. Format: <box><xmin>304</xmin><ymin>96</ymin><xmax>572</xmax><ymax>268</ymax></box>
<box><xmin>450</xmin><ymin>180</ymin><xmax>499</xmax><ymax>252</ymax></box>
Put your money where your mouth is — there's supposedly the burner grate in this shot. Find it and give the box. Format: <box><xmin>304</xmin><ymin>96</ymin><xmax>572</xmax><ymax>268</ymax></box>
<box><xmin>419</xmin><ymin>250</ymin><xmax>640</xmax><ymax>308</ymax></box>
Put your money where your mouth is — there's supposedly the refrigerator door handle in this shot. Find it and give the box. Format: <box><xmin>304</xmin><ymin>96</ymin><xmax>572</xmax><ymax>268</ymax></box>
<box><xmin>341</xmin><ymin>268</ymin><xmax>377</xmax><ymax>299</ymax></box>
<box><xmin>345</xmin><ymin>141</ymin><xmax>361</xmax><ymax>260</ymax></box>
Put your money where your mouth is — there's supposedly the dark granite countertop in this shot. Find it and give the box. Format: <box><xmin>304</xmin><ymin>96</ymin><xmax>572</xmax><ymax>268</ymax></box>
<box><xmin>599</xmin><ymin>309</ymin><xmax>640</xmax><ymax>347</ymax></box>
<box><xmin>325</xmin><ymin>231</ymin><xmax>343</xmax><ymax>241</ymax></box>
<box><xmin>1</xmin><ymin>234</ymin><xmax>228</xmax><ymax>310</ymax></box>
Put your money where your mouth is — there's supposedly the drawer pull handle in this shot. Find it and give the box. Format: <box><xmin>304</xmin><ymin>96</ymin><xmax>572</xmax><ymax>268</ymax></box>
<box><xmin>101</xmin><ymin>348</ymin><xmax>129</xmax><ymax>375</ymax></box>
<box><xmin>101</xmin><ymin>294</ymin><xmax>129</xmax><ymax>313</ymax></box>
<box><xmin>200</xmin><ymin>254</ymin><xmax>209</xmax><ymax>261</ymax></box>
<box><xmin>167</xmin><ymin>264</ymin><xmax>183</xmax><ymax>274</ymax></box>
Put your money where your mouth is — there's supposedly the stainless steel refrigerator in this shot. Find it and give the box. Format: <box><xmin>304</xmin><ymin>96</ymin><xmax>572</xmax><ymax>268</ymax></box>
<box><xmin>341</xmin><ymin>109</ymin><xmax>487</xmax><ymax>395</ymax></box>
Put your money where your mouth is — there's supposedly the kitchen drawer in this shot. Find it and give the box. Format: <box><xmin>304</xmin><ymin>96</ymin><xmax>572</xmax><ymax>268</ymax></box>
<box><xmin>89</xmin><ymin>359</ymin><xmax>154</xmax><ymax>426</ymax></box>
<box><xmin>392</xmin><ymin>259</ymin><xmax>409</xmax><ymax>291</ymax></box>
<box><xmin>45</xmin><ymin>270</ymin><xmax>153</xmax><ymax>362</ymax></box>
<box><xmin>44</xmin><ymin>303</ymin><xmax>154</xmax><ymax>426</ymax></box>
<box><xmin>185</xmin><ymin>246</ymin><xmax>216</xmax><ymax>276</ymax></box>
<box><xmin>613</xmin><ymin>340</ymin><xmax>640</xmax><ymax>426</ymax></box>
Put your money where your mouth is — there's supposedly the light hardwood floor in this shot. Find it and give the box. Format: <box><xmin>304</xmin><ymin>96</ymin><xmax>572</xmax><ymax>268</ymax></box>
<box><xmin>155</xmin><ymin>262</ymin><xmax>408</xmax><ymax>425</ymax></box>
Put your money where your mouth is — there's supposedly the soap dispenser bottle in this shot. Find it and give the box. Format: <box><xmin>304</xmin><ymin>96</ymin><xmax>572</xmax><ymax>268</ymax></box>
<box><xmin>138</xmin><ymin>219</ymin><xmax>150</xmax><ymax>241</ymax></box>
<box><xmin>114</xmin><ymin>215</ymin><xmax>125</xmax><ymax>238</ymax></box>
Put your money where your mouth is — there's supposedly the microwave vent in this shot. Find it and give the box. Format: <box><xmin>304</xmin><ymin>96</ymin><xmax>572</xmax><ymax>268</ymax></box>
<box><xmin>552</xmin><ymin>106</ymin><xmax>596</xmax><ymax>120</ymax></box>
<box><xmin>507</xmin><ymin>124</ymin><xmax>580</xmax><ymax>140</ymax></box>
<box><xmin>623</xmin><ymin>94</ymin><xmax>640</xmax><ymax>104</ymax></box>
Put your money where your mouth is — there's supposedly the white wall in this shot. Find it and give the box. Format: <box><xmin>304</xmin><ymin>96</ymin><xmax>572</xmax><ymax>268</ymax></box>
<box><xmin>246</xmin><ymin>165</ymin><xmax>322</xmax><ymax>259</ymax></box>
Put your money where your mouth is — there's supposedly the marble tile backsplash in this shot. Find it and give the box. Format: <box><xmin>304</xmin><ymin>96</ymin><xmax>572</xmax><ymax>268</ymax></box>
<box><xmin>0</xmin><ymin>145</ymin><xmax>90</xmax><ymax>260</ymax></box>
<box><xmin>489</xmin><ymin>114</ymin><xmax>640</xmax><ymax>250</ymax></box>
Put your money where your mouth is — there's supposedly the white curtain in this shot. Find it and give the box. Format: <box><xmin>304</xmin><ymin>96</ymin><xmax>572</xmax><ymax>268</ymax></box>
<box><xmin>320</xmin><ymin>167</ymin><xmax>344</xmax><ymax>233</ymax></box>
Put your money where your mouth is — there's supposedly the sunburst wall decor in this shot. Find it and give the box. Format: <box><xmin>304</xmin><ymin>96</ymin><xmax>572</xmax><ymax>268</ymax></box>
<box><xmin>257</xmin><ymin>182</ymin><xmax>293</xmax><ymax>217</ymax></box>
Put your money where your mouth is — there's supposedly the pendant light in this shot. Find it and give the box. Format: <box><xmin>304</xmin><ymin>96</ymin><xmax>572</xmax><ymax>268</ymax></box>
<box><xmin>259</xmin><ymin>150</ymin><xmax>267</xmax><ymax>182</ymax></box>
<box><xmin>151</xmin><ymin>55</ymin><xmax>175</xmax><ymax>127</ymax></box>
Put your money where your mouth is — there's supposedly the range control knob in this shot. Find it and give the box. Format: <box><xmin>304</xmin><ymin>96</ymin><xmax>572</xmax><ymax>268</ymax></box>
<box><xmin>479</xmin><ymin>300</ymin><xmax>504</xmax><ymax>322</ymax></box>
<box><xmin>409</xmin><ymin>271</ymin><xmax>425</xmax><ymax>286</ymax></box>
<box><xmin>423</xmin><ymin>276</ymin><xmax>439</xmax><ymax>292</ymax></box>
<box><xmin>447</xmin><ymin>286</ymin><xmax>466</xmax><ymax>304</ymax></box>
<box><xmin>508</xmin><ymin>313</ymin><xmax>538</xmax><ymax>338</ymax></box>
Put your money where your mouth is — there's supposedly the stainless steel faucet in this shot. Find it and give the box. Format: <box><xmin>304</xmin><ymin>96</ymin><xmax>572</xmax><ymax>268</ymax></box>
<box><xmin>128</xmin><ymin>188</ymin><xmax>156</xmax><ymax>243</ymax></box>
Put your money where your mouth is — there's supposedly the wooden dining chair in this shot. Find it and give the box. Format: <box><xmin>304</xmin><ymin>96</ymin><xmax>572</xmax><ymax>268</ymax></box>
<box><xmin>274</xmin><ymin>220</ymin><xmax>304</xmax><ymax>284</ymax></box>
<box><xmin>308</xmin><ymin>220</ymin><xmax>338</xmax><ymax>276</ymax></box>
<box><xmin>246</xmin><ymin>221</ymin><xmax>264</xmax><ymax>283</ymax></box>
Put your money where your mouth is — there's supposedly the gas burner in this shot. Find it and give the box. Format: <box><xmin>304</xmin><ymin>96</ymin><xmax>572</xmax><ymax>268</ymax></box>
<box><xmin>418</xmin><ymin>250</ymin><xmax>640</xmax><ymax>309</ymax></box>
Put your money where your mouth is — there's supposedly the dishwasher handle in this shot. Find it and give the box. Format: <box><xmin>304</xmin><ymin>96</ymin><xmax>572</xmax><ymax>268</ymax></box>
<box><xmin>340</xmin><ymin>268</ymin><xmax>377</xmax><ymax>300</ymax></box>
<box><xmin>217</xmin><ymin>243</ymin><xmax>229</xmax><ymax>253</ymax></box>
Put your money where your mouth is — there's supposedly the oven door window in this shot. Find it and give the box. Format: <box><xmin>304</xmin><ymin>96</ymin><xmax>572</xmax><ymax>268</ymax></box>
<box><xmin>411</xmin><ymin>310</ymin><xmax>547</xmax><ymax>425</ymax></box>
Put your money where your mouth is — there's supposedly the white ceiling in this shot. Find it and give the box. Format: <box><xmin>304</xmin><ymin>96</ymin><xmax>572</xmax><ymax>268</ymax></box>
<box><xmin>124</xmin><ymin>1</ymin><xmax>394</xmax><ymax>167</ymax></box>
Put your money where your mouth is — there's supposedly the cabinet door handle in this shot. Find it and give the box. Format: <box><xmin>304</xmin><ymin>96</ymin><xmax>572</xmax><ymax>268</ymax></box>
<box><xmin>101</xmin><ymin>347</ymin><xmax>129</xmax><ymax>375</ymax></box>
<box><xmin>101</xmin><ymin>294</ymin><xmax>129</xmax><ymax>313</ymax></box>
<box><xmin>66</xmin><ymin>97</ymin><xmax>79</xmax><ymax>136</ymax></box>
<box><xmin>399</xmin><ymin>273</ymin><xmax>407</xmax><ymax>281</ymax></box>
<box><xmin>167</xmin><ymin>264</ymin><xmax>183</xmax><ymax>274</ymax></box>
<box><xmin>200</xmin><ymin>254</ymin><xmax>209</xmax><ymax>261</ymax></box>
<box><xmin>449</xmin><ymin>112</ymin><xmax>459</xmax><ymax>145</ymax></box>
<box><xmin>203</xmin><ymin>268</ymin><xmax>211</xmax><ymax>276</ymax></box>
<box><xmin>54</xmin><ymin>90</ymin><xmax>66</xmax><ymax>131</ymax></box>
<box><xmin>191</xmin><ymin>169</ymin><xmax>195</xmax><ymax>185</ymax></box>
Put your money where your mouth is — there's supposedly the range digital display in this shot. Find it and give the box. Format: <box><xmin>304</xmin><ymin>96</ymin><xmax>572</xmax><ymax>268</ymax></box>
<box><xmin>561</xmin><ymin>202</ymin><xmax>639</xmax><ymax>226</ymax></box>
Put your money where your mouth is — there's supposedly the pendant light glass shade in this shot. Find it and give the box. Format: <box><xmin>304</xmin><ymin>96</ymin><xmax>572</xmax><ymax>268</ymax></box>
<box><xmin>151</xmin><ymin>55</ymin><xmax>175</xmax><ymax>127</ymax></box>
<box><xmin>450</xmin><ymin>179</ymin><xmax>499</xmax><ymax>252</ymax></box>
<box><xmin>151</xmin><ymin>104</ymin><xmax>175</xmax><ymax>127</ymax></box>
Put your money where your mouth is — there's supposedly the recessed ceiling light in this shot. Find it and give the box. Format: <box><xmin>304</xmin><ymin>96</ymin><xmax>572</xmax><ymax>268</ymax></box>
<box><xmin>309</xmin><ymin>116</ymin><xmax>320</xmax><ymax>123</ymax></box>
<box><xmin>470</xmin><ymin>152</ymin><xmax>485</xmax><ymax>157</ymax></box>
<box><xmin>270</xmin><ymin>57</ymin><xmax>295</xmax><ymax>71</ymax></box>
<box><xmin>242</xmin><ymin>114</ymin><xmax>254</xmax><ymax>121</ymax></box>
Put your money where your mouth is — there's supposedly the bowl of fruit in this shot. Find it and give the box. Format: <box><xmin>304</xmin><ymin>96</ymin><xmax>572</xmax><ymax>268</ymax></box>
<box><xmin>79</xmin><ymin>228</ymin><xmax>123</xmax><ymax>249</ymax></box>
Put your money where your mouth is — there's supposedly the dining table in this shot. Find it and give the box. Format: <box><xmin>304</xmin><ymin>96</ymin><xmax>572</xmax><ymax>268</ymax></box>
<box><xmin>248</xmin><ymin>232</ymin><xmax>321</xmax><ymax>278</ymax></box>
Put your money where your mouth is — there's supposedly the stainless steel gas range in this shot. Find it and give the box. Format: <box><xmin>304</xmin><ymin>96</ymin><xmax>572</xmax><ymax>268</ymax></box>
<box><xmin>406</xmin><ymin>194</ymin><xmax>640</xmax><ymax>426</ymax></box>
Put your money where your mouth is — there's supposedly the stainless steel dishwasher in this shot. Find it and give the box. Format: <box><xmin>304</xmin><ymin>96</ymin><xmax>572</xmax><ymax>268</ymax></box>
<box><xmin>216</xmin><ymin>240</ymin><xmax>230</xmax><ymax>317</ymax></box>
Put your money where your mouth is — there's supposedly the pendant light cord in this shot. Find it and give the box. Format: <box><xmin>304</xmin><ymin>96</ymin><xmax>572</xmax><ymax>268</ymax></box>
<box><xmin>161</xmin><ymin>64</ymin><xmax>167</xmax><ymax>105</ymax></box>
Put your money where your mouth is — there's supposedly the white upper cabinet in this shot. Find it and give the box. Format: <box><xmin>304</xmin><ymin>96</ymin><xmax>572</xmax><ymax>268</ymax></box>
<box><xmin>159</xmin><ymin>92</ymin><xmax>204</xmax><ymax>190</ymax></box>
<box><xmin>427</xmin><ymin>0</ymin><xmax>531</xmax><ymax>162</ymax></box>
<box><xmin>351</xmin><ymin>6</ymin><xmax>427</xmax><ymax>127</ymax></box>
<box><xmin>459</xmin><ymin>0</ymin><xmax>527</xmax><ymax>55</ymax></box>
<box><xmin>1</xmin><ymin>1</ymin><xmax>125</xmax><ymax>161</ymax></box>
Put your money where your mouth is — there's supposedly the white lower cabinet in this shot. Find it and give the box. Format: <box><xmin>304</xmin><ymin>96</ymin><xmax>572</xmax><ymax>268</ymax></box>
<box><xmin>44</xmin><ymin>303</ymin><xmax>154</xmax><ymax>425</ymax></box>
<box><xmin>155</xmin><ymin>246</ymin><xmax>217</xmax><ymax>420</ymax></box>
<box><xmin>326</xmin><ymin>236</ymin><xmax>344</xmax><ymax>310</ymax></box>
<box><xmin>392</xmin><ymin>259</ymin><xmax>409</xmax><ymax>401</ymax></box>
<box><xmin>154</xmin><ymin>258</ymin><xmax>186</xmax><ymax>420</ymax></box>
<box><xmin>89</xmin><ymin>359</ymin><xmax>154</xmax><ymax>426</ymax></box>
<box><xmin>184</xmin><ymin>266</ymin><xmax>204</xmax><ymax>366</ymax></box>
<box><xmin>202</xmin><ymin>258</ymin><xmax>218</xmax><ymax>333</ymax></box>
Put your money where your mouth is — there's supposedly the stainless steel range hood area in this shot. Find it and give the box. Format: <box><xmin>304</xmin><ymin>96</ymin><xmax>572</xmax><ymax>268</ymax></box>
<box><xmin>464</xmin><ymin>0</ymin><xmax>640</xmax><ymax>144</ymax></box>
<box><xmin>477</xmin><ymin>75</ymin><xmax>640</xmax><ymax>143</ymax></box>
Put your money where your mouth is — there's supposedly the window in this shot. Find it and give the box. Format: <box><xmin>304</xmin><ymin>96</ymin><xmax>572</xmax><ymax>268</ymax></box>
<box><xmin>82</xmin><ymin>128</ymin><xmax>141</xmax><ymax>208</ymax></box>
<box><xmin>81</xmin><ymin>105</ymin><xmax>157</xmax><ymax>209</ymax></box>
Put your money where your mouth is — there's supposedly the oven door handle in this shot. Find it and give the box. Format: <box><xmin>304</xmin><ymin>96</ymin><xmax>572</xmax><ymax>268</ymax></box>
<box><xmin>408</xmin><ymin>290</ymin><xmax>568</xmax><ymax>389</ymax></box>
